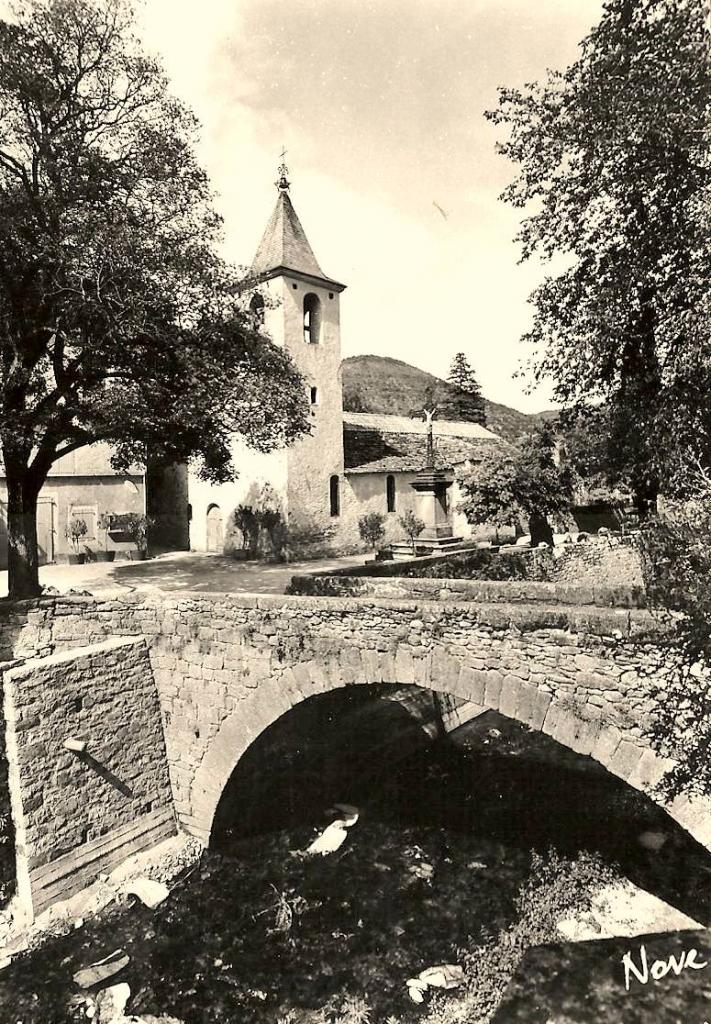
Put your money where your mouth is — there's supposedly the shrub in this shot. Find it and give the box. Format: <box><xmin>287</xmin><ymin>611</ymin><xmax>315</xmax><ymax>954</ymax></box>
<box><xmin>423</xmin><ymin>850</ymin><xmax>614</xmax><ymax>1024</ymax></box>
<box><xmin>398</xmin><ymin>509</ymin><xmax>426</xmax><ymax>554</ymax></box>
<box><xmin>233</xmin><ymin>505</ymin><xmax>259</xmax><ymax>553</ymax></box>
<box><xmin>358</xmin><ymin>512</ymin><xmax>386</xmax><ymax>550</ymax></box>
<box><xmin>65</xmin><ymin>517</ymin><xmax>87</xmax><ymax>552</ymax></box>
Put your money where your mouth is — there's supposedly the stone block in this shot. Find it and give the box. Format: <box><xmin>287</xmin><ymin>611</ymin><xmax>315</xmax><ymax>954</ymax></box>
<box><xmin>499</xmin><ymin>674</ymin><xmax>522</xmax><ymax>719</ymax></box>
<box><xmin>667</xmin><ymin>793</ymin><xmax>711</xmax><ymax>851</ymax></box>
<box><xmin>591</xmin><ymin>724</ymin><xmax>622</xmax><ymax>767</ymax></box>
<box><xmin>458</xmin><ymin>666</ymin><xmax>487</xmax><ymax>706</ymax></box>
<box><xmin>608</xmin><ymin>739</ymin><xmax>645</xmax><ymax>781</ymax></box>
<box><xmin>483</xmin><ymin>671</ymin><xmax>504</xmax><ymax>710</ymax></box>
<box><xmin>541</xmin><ymin>700</ymin><xmax>567</xmax><ymax>740</ymax></box>
<box><xmin>626</xmin><ymin>748</ymin><xmax>673</xmax><ymax>794</ymax></box>
<box><xmin>394</xmin><ymin>645</ymin><xmax>415</xmax><ymax>684</ymax></box>
<box><xmin>431</xmin><ymin>651</ymin><xmax>461</xmax><ymax>694</ymax></box>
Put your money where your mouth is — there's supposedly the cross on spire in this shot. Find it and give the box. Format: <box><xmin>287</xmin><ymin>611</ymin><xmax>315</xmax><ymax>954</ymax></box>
<box><xmin>275</xmin><ymin>146</ymin><xmax>290</xmax><ymax>192</ymax></box>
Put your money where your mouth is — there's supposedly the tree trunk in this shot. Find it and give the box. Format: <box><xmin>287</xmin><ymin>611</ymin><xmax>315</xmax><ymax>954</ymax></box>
<box><xmin>5</xmin><ymin>469</ymin><xmax>41</xmax><ymax>599</ymax></box>
<box><xmin>632</xmin><ymin>476</ymin><xmax>659</xmax><ymax>522</ymax></box>
<box><xmin>529</xmin><ymin>512</ymin><xmax>554</xmax><ymax>547</ymax></box>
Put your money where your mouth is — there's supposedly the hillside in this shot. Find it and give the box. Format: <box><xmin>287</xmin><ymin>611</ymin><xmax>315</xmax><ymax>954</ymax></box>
<box><xmin>342</xmin><ymin>355</ymin><xmax>549</xmax><ymax>444</ymax></box>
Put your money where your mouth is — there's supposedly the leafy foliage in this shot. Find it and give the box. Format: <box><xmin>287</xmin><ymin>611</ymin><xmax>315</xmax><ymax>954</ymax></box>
<box><xmin>398</xmin><ymin>509</ymin><xmax>426</xmax><ymax>553</ymax></box>
<box><xmin>124</xmin><ymin>512</ymin><xmax>153</xmax><ymax>552</ymax></box>
<box><xmin>358</xmin><ymin>511</ymin><xmax>386</xmax><ymax>550</ymax></box>
<box><xmin>458</xmin><ymin>424</ymin><xmax>574</xmax><ymax>540</ymax></box>
<box><xmin>0</xmin><ymin>0</ymin><xmax>308</xmax><ymax>595</ymax></box>
<box><xmin>422</xmin><ymin>851</ymin><xmax>614</xmax><ymax>1024</ymax></box>
<box><xmin>65</xmin><ymin>516</ymin><xmax>87</xmax><ymax>551</ymax></box>
<box><xmin>638</xmin><ymin>466</ymin><xmax>711</xmax><ymax>797</ymax></box>
<box><xmin>487</xmin><ymin>0</ymin><xmax>711</xmax><ymax>507</ymax></box>
<box><xmin>232</xmin><ymin>482</ymin><xmax>287</xmax><ymax>559</ymax></box>
<box><xmin>446</xmin><ymin>353</ymin><xmax>486</xmax><ymax>425</ymax></box>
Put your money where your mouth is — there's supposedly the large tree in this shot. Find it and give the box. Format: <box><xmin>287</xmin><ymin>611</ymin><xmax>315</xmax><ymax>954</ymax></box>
<box><xmin>458</xmin><ymin>424</ymin><xmax>574</xmax><ymax>545</ymax></box>
<box><xmin>487</xmin><ymin>0</ymin><xmax>710</xmax><ymax>511</ymax></box>
<box><xmin>0</xmin><ymin>0</ymin><xmax>309</xmax><ymax>598</ymax></box>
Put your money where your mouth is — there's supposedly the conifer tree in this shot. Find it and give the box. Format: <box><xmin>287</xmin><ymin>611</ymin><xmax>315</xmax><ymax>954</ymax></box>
<box><xmin>446</xmin><ymin>353</ymin><xmax>487</xmax><ymax>426</ymax></box>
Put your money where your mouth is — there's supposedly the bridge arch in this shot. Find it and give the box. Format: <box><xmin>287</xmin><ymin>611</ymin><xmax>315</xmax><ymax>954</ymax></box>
<box><xmin>187</xmin><ymin>648</ymin><xmax>711</xmax><ymax>852</ymax></box>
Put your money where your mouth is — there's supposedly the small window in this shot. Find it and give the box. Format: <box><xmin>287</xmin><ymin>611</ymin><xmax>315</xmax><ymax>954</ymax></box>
<box><xmin>303</xmin><ymin>293</ymin><xmax>322</xmax><ymax>344</ymax></box>
<box><xmin>68</xmin><ymin>505</ymin><xmax>97</xmax><ymax>542</ymax></box>
<box><xmin>386</xmin><ymin>474</ymin><xmax>396</xmax><ymax>513</ymax></box>
<box><xmin>329</xmin><ymin>475</ymin><xmax>340</xmax><ymax>517</ymax></box>
<box><xmin>310</xmin><ymin>386</ymin><xmax>318</xmax><ymax>405</ymax></box>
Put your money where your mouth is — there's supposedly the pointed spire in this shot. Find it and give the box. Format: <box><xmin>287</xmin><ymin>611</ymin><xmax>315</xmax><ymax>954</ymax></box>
<box><xmin>249</xmin><ymin>155</ymin><xmax>345</xmax><ymax>291</ymax></box>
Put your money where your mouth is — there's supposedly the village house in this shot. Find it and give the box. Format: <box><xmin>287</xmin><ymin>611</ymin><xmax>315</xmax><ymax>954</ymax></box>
<box><xmin>0</xmin><ymin>445</ymin><xmax>145</xmax><ymax>569</ymax></box>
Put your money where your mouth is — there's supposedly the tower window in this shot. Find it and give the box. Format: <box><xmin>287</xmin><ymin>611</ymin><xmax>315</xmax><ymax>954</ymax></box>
<box><xmin>310</xmin><ymin>386</ymin><xmax>318</xmax><ymax>405</ymax></box>
<box><xmin>303</xmin><ymin>293</ymin><xmax>322</xmax><ymax>344</ymax></box>
<box><xmin>386</xmin><ymin>474</ymin><xmax>396</xmax><ymax>513</ymax></box>
<box><xmin>329</xmin><ymin>475</ymin><xmax>340</xmax><ymax>517</ymax></box>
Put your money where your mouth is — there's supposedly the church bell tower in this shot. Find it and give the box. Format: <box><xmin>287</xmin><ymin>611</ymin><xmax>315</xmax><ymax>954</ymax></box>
<box><xmin>249</xmin><ymin>159</ymin><xmax>346</xmax><ymax>549</ymax></box>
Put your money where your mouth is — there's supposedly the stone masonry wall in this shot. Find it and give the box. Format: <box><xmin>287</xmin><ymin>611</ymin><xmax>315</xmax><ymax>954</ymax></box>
<box><xmin>0</xmin><ymin>589</ymin><xmax>708</xmax><ymax>869</ymax></box>
<box><xmin>296</xmin><ymin>534</ymin><xmax>644</xmax><ymax>590</ymax></box>
<box><xmin>3</xmin><ymin>636</ymin><xmax>175</xmax><ymax>916</ymax></box>
<box><xmin>539</xmin><ymin>534</ymin><xmax>644</xmax><ymax>588</ymax></box>
<box><xmin>287</xmin><ymin>575</ymin><xmax>645</xmax><ymax>610</ymax></box>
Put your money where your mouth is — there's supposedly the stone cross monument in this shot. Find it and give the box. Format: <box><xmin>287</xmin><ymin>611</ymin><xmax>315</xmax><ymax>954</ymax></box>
<box><xmin>393</xmin><ymin>407</ymin><xmax>463</xmax><ymax>558</ymax></box>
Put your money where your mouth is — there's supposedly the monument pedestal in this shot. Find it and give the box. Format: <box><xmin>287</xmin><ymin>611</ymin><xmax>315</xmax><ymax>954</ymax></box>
<box><xmin>396</xmin><ymin>466</ymin><xmax>463</xmax><ymax>558</ymax></box>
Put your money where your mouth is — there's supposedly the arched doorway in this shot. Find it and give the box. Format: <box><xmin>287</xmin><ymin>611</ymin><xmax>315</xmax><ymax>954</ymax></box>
<box><xmin>206</xmin><ymin>504</ymin><xmax>223</xmax><ymax>553</ymax></box>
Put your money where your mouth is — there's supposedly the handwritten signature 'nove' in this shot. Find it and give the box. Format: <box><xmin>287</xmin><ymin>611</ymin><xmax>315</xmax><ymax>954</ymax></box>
<box><xmin>622</xmin><ymin>943</ymin><xmax>708</xmax><ymax>991</ymax></box>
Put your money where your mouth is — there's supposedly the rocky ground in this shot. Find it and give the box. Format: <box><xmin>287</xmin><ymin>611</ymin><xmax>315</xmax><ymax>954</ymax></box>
<box><xmin>1</xmin><ymin>713</ymin><xmax>709</xmax><ymax>1024</ymax></box>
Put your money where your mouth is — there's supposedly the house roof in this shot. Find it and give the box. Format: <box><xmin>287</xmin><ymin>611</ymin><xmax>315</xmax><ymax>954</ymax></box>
<box><xmin>343</xmin><ymin>412</ymin><xmax>510</xmax><ymax>474</ymax></box>
<box><xmin>250</xmin><ymin>190</ymin><xmax>345</xmax><ymax>290</ymax></box>
<box><xmin>0</xmin><ymin>443</ymin><xmax>144</xmax><ymax>480</ymax></box>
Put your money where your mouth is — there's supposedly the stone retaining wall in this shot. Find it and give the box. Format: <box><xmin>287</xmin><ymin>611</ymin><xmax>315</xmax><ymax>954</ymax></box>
<box><xmin>287</xmin><ymin>575</ymin><xmax>645</xmax><ymax>609</ymax></box>
<box><xmin>293</xmin><ymin>534</ymin><xmax>644</xmax><ymax>591</ymax></box>
<box><xmin>3</xmin><ymin>636</ymin><xmax>175</xmax><ymax>917</ymax></box>
<box><xmin>542</xmin><ymin>534</ymin><xmax>644</xmax><ymax>588</ymax></box>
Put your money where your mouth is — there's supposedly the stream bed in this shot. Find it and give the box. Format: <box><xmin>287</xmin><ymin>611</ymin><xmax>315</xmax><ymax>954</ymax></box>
<box><xmin>1</xmin><ymin>708</ymin><xmax>709</xmax><ymax>1024</ymax></box>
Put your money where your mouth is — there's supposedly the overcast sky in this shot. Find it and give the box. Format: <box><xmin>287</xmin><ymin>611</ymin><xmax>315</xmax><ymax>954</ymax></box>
<box><xmin>147</xmin><ymin>3</ymin><xmax>600</xmax><ymax>410</ymax></box>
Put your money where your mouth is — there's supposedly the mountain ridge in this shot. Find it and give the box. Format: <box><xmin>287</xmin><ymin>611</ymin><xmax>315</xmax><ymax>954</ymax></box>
<box><xmin>341</xmin><ymin>354</ymin><xmax>552</xmax><ymax>444</ymax></box>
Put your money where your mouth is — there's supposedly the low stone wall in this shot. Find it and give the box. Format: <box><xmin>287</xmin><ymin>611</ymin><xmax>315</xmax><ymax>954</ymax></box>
<box><xmin>3</xmin><ymin>636</ymin><xmax>175</xmax><ymax>917</ymax></box>
<box><xmin>291</xmin><ymin>533</ymin><xmax>644</xmax><ymax>591</ymax></box>
<box><xmin>540</xmin><ymin>534</ymin><xmax>644</xmax><ymax>588</ymax></box>
<box><xmin>287</xmin><ymin>575</ymin><xmax>646</xmax><ymax>609</ymax></box>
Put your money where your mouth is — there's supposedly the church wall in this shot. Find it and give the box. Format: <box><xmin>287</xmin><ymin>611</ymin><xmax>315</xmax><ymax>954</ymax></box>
<box><xmin>338</xmin><ymin>471</ymin><xmax>477</xmax><ymax>553</ymax></box>
<box><xmin>451</xmin><ymin>476</ymin><xmax>474</xmax><ymax>539</ymax></box>
<box><xmin>188</xmin><ymin>441</ymin><xmax>288</xmax><ymax>554</ymax></box>
<box><xmin>340</xmin><ymin>472</ymin><xmax>425</xmax><ymax>549</ymax></box>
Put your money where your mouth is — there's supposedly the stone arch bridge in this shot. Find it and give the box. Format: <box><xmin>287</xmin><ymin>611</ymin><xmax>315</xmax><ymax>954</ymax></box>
<box><xmin>1</xmin><ymin>582</ymin><xmax>708</xmax><ymax>918</ymax></box>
